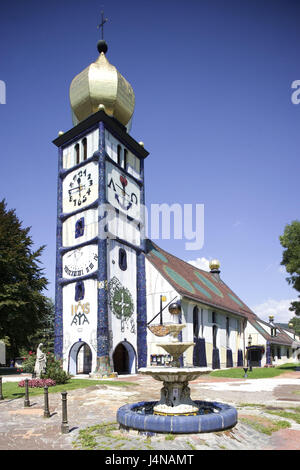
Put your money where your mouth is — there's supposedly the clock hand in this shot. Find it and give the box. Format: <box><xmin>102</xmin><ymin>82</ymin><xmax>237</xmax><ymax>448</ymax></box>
<box><xmin>69</xmin><ymin>185</ymin><xmax>86</xmax><ymax>194</ymax></box>
<box><xmin>115</xmin><ymin>183</ymin><xmax>130</xmax><ymax>196</ymax></box>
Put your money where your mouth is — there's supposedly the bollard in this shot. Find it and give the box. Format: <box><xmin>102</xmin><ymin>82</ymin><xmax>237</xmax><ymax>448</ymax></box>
<box><xmin>44</xmin><ymin>386</ymin><xmax>50</xmax><ymax>418</ymax></box>
<box><xmin>24</xmin><ymin>378</ymin><xmax>30</xmax><ymax>407</ymax></box>
<box><xmin>61</xmin><ymin>391</ymin><xmax>69</xmax><ymax>434</ymax></box>
<box><xmin>0</xmin><ymin>377</ymin><xmax>3</xmax><ymax>400</ymax></box>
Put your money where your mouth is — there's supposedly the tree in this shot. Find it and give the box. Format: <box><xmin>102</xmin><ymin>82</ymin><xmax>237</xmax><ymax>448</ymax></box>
<box><xmin>27</xmin><ymin>297</ymin><xmax>55</xmax><ymax>353</ymax></box>
<box><xmin>288</xmin><ymin>317</ymin><xmax>300</xmax><ymax>337</ymax></box>
<box><xmin>0</xmin><ymin>199</ymin><xmax>50</xmax><ymax>360</ymax></box>
<box><xmin>279</xmin><ymin>220</ymin><xmax>300</xmax><ymax>315</ymax></box>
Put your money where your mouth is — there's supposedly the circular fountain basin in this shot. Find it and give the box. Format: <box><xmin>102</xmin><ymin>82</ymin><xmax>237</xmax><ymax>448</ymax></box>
<box><xmin>117</xmin><ymin>400</ymin><xmax>238</xmax><ymax>434</ymax></box>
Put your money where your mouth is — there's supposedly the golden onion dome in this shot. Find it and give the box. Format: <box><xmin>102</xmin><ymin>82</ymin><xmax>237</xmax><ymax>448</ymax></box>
<box><xmin>209</xmin><ymin>259</ymin><xmax>220</xmax><ymax>271</ymax></box>
<box><xmin>69</xmin><ymin>41</ymin><xmax>135</xmax><ymax>128</ymax></box>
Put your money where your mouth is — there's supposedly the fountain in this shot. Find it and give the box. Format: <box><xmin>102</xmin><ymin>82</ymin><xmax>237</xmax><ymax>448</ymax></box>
<box><xmin>117</xmin><ymin>301</ymin><xmax>237</xmax><ymax>434</ymax></box>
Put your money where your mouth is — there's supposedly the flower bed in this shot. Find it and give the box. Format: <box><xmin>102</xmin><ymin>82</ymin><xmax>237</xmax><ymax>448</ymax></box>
<box><xmin>18</xmin><ymin>378</ymin><xmax>56</xmax><ymax>388</ymax></box>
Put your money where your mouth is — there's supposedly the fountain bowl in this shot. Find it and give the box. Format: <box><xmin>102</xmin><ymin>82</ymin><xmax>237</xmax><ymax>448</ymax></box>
<box><xmin>138</xmin><ymin>366</ymin><xmax>210</xmax><ymax>383</ymax></box>
<box><xmin>148</xmin><ymin>323</ymin><xmax>185</xmax><ymax>339</ymax></box>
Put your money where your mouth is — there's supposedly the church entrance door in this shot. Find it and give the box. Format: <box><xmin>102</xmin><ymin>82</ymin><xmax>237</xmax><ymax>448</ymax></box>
<box><xmin>113</xmin><ymin>341</ymin><xmax>136</xmax><ymax>375</ymax></box>
<box><xmin>68</xmin><ymin>341</ymin><xmax>92</xmax><ymax>375</ymax></box>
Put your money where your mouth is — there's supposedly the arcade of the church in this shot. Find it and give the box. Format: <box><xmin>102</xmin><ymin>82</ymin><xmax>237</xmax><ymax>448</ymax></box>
<box><xmin>53</xmin><ymin>37</ymin><xmax>300</xmax><ymax>378</ymax></box>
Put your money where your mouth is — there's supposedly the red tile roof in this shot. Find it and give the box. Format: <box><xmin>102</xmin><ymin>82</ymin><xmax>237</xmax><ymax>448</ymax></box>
<box><xmin>145</xmin><ymin>240</ymin><xmax>256</xmax><ymax>320</ymax></box>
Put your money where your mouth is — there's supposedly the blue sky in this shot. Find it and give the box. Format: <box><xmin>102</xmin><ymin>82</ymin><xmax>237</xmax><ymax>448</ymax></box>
<box><xmin>0</xmin><ymin>0</ymin><xmax>299</xmax><ymax>322</ymax></box>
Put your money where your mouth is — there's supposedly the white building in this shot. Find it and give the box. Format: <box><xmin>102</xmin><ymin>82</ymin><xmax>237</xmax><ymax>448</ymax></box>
<box><xmin>53</xmin><ymin>35</ymin><xmax>299</xmax><ymax>377</ymax></box>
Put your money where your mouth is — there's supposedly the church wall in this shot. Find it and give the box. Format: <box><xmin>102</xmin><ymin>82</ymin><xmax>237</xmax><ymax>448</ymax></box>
<box><xmin>107</xmin><ymin>239</ymin><xmax>138</xmax><ymax>371</ymax></box>
<box><xmin>62</xmin><ymin>208</ymin><xmax>98</xmax><ymax>247</ymax></box>
<box><xmin>145</xmin><ymin>258</ymin><xmax>179</xmax><ymax>364</ymax></box>
<box><xmin>62</xmin><ymin>128</ymin><xmax>99</xmax><ymax>169</ymax></box>
<box><xmin>105</xmin><ymin>129</ymin><xmax>140</xmax><ymax>179</ymax></box>
<box><xmin>62</xmin><ymin>278</ymin><xmax>98</xmax><ymax>373</ymax></box>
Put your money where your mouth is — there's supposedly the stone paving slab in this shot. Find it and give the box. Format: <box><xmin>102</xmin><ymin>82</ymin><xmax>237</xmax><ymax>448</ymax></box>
<box><xmin>0</xmin><ymin>372</ymin><xmax>299</xmax><ymax>451</ymax></box>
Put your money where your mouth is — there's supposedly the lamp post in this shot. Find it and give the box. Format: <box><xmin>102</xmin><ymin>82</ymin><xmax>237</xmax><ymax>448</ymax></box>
<box><xmin>248</xmin><ymin>334</ymin><xmax>252</xmax><ymax>372</ymax></box>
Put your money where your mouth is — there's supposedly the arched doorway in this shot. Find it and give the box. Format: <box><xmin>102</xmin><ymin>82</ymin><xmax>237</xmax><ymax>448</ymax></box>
<box><xmin>68</xmin><ymin>341</ymin><xmax>92</xmax><ymax>375</ymax></box>
<box><xmin>113</xmin><ymin>341</ymin><xmax>136</xmax><ymax>375</ymax></box>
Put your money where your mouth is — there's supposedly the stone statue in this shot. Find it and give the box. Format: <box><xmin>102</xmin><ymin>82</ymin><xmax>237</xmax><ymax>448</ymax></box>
<box><xmin>34</xmin><ymin>343</ymin><xmax>47</xmax><ymax>378</ymax></box>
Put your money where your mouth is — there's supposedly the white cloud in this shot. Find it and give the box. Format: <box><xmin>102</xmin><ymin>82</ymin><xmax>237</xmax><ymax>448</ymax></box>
<box><xmin>233</xmin><ymin>220</ymin><xmax>241</xmax><ymax>228</ymax></box>
<box><xmin>278</xmin><ymin>265</ymin><xmax>286</xmax><ymax>275</ymax></box>
<box><xmin>187</xmin><ymin>257</ymin><xmax>210</xmax><ymax>271</ymax></box>
<box><xmin>251</xmin><ymin>298</ymin><xmax>297</xmax><ymax>323</ymax></box>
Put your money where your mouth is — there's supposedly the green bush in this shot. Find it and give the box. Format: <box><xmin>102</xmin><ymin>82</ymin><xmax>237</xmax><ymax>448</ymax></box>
<box><xmin>21</xmin><ymin>351</ymin><xmax>36</xmax><ymax>374</ymax></box>
<box><xmin>21</xmin><ymin>350</ymin><xmax>70</xmax><ymax>384</ymax></box>
<box><xmin>41</xmin><ymin>353</ymin><xmax>71</xmax><ymax>385</ymax></box>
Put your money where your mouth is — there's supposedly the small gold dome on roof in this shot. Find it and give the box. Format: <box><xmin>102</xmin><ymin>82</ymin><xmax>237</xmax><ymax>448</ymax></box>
<box><xmin>69</xmin><ymin>45</ymin><xmax>135</xmax><ymax>127</ymax></box>
<box><xmin>209</xmin><ymin>259</ymin><xmax>220</xmax><ymax>271</ymax></box>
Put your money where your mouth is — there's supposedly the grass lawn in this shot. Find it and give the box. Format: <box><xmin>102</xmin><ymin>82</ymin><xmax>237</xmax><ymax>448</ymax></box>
<box><xmin>210</xmin><ymin>363</ymin><xmax>299</xmax><ymax>379</ymax></box>
<box><xmin>1</xmin><ymin>378</ymin><xmax>138</xmax><ymax>401</ymax></box>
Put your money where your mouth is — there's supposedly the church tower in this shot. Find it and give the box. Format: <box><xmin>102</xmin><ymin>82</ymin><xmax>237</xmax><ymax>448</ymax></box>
<box><xmin>53</xmin><ymin>35</ymin><xmax>149</xmax><ymax>376</ymax></box>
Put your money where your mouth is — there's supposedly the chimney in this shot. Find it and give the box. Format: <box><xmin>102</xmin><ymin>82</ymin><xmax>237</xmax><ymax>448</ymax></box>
<box><xmin>209</xmin><ymin>259</ymin><xmax>221</xmax><ymax>281</ymax></box>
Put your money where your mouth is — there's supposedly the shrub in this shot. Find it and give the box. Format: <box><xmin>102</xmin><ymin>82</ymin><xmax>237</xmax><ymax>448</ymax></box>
<box><xmin>41</xmin><ymin>353</ymin><xmax>71</xmax><ymax>385</ymax></box>
<box><xmin>21</xmin><ymin>352</ymin><xmax>36</xmax><ymax>374</ymax></box>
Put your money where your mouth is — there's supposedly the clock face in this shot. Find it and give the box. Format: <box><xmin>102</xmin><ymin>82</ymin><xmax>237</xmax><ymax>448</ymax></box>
<box><xmin>62</xmin><ymin>161</ymin><xmax>98</xmax><ymax>214</ymax></box>
<box><xmin>106</xmin><ymin>161</ymin><xmax>140</xmax><ymax>220</ymax></box>
<box><xmin>62</xmin><ymin>245</ymin><xmax>98</xmax><ymax>279</ymax></box>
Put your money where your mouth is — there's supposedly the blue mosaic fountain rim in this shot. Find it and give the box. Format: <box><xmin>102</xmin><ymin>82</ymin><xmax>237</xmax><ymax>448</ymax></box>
<box><xmin>117</xmin><ymin>400</ymin><xmax>237</xmax><ymax>434</ymax></box>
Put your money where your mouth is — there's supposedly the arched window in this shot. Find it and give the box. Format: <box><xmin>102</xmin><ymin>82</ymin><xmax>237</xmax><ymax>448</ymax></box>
<box><xmin>117</xmin><ymin>145</ymin><xmax>122</xmax><ymax>166</ymax></box>
<box><xmin>75</xmin><ymin>217</ymin><xmax>85</xmax><ymax>239</ymax></box>
<box><xmin>212</xmin><ymin>311</ymin><xmax>217</xmax><ymax>349</ymax></box>
<box><xmin>75</xmin><ymin>281</ymin><xmax>85</xmax><ymax>302</ymax></box>
<box><xmin>119</xmin><ymin>248</ymin><xmax>127</xmax><ymax>271</ymax></box>
<box><xmin>124</xmin><ymin>148</ymin><xmax>128</xmax><ymax>171</ymax></box>
<box><xmin>226</xmin><ymin>317</ymin><xmax>230</xmax><ymax>347</ymax></box>
<box><xmin>75</xmin><ymin>143</ymin><xmax>80</xmax><ymax>165</ymax></box>
<box><xmin>82</xmin><ymin>138</ymin><xmax>87</xmax><ymax>161</ymax></box>
<box><xmin>193</xmin><ymin>306</ymin><xmax>199</xmax><ymax>338</ymax></box>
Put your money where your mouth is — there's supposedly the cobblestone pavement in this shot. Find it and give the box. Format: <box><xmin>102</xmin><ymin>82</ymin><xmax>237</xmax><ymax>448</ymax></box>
<box><xmin>0</xmin><ymin>371</ymin><xmax>300</xmax><ymax>451</ymax></box>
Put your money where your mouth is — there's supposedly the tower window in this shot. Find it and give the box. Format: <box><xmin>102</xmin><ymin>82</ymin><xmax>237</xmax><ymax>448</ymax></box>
<box><xmin>75</xmin><ymin>143</ymin><xmax>80</xmax><ymax>165</ymax></box>
<box><xmin>75</xmin><ymin>217</ymin><xmax>85</xmax><ymax>239</ymax></box>
<box><xmin>118</xmin><ymin>248</ymin><xmax>127</xmax><ymax>271</ymax></box>
<box><xmin>117</xmin><ymin>145</ymin><xmax>122</xmax><ymax>166</ymax></box>
<box><xmin>75</xmin><ymin>281</ymin><xmax>85</xmax><ymax>301</ymax></box>
<box><xmin>82</xmin><ymin>138</ymin><xmax>87</xmax><ymax>161</ymax></box>
<box><xmin>124</xmin><ymin>149</ymin><xmax>128</xmax><ymax>171</ymax></box>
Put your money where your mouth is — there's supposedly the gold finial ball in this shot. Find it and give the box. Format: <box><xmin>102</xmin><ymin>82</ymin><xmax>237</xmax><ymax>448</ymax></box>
<box><xmin>168</xmin><ymin>302</ymin><xmax>181</xmax><ymax>315</ymax></box>
<box><xmin>288</xmin><ymin>322</ymin><xmax>293</xmax><ymax>329</ymax></box>
<box><xmin>269</xmin><ymin>315</ymin><xmax>274</xmax><ymax>322</ymax></box>
<box><xmin>209</xmin><ymin>259</ymin><xmax>220</xmax><ymax>271</ymax></box>
<box><xmin>58</xmin><ymin>131</ymin><xmax>64</xmax><ymax>136</ymax></box>
<box><xmin>98</xmin><ymin>104</ymin><xmax>106</xmax><ymax>112</ymax></box>
<box><xmin>139</xmin><ymin>141</ymin><xmax>144</xmax><ymax>147</ymax></box>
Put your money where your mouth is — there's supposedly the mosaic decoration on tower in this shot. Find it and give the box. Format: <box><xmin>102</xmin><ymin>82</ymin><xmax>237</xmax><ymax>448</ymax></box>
<box><xmin>108</xmin><ymin>276</ymin><xmax>135</xmax><ymax>333</ymax></box>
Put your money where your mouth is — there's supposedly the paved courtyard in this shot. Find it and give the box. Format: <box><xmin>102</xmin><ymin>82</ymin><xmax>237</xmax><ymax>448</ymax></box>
<box><xmin>1</xmin><ymin>370</ymin><xmax>300</xmax><ymax>451</ymax></box>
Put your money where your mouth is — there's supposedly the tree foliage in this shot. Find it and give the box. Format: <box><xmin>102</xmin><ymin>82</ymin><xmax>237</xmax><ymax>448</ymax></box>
<box><xmin>288</xmin><ymin>317</ymin><xmax>300</xmax><ymax>337</ymax></box>
<box><xmin>0</xmin><ymin>199</ymin><xmax>50</xmax><ymax>358</ymax></box>
<box><xmin>280</xmin><ymin>220</ymin><xmax>300</xmax><ymax>315</ymax></box>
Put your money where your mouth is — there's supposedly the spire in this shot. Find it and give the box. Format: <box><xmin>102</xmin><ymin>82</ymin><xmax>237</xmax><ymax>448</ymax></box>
<box><xmin>69</xmin><ymin>11</ymin><xmax>135</xmax><ymax>128</ymax></box>
<box><xmin>97</xmin><ymin>10</ymin><xmax>108</xmax><ymax>54</ymax></box>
